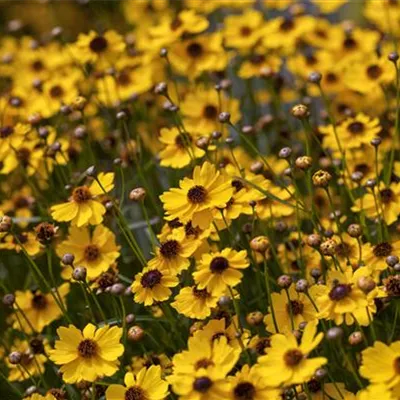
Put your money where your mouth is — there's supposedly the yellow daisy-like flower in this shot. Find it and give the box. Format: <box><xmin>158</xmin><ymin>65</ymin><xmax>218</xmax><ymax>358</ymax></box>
<box><xmin>360</xmin><ymin>341</ymin><xmax>400</xmax><ymax>389</ymax></box>
<box><xmin>160</xmin><ymin>161</ymin><xmax>233</xmax><ymax>229</ymax></box>
<box><xmin>56</xmin><ymin>225</ymin><xmax>120</xmax><ymax>280</ymax></box>
<box><xmin>352</xmin><ymin>183</ymin><xmax>400</xmax><ymax>226</ymax></box>
<box><xmin>50</xmin><ymin>323</ymin><xmax>123</xmax><ymax>383</ymax></box>
<box><xmin>106</xmin><ymin>366</ymin><xmax>169</xmax><ymax>400</ymax></box>
<box><xmin>51</xmin><ymin>172</ymin><xmax>114</xmax><ymax>227</ymax></box>
<box><xmin>362</xmin><ymin>239</ymin><xmax>400</xmax><ymax>271</ymax></box>
<box><xmin>70</xmin><ymin>30</ymin><xmax>126</xmax><ymax>65</ymax></box>
<box><xmin>228</xmin><ymin>364</ymin><xmax>280</xmax><ymax>400</ymax></box>
<box><xmin>264</xmin><ymin>285</ymin><xmax>319</xmax><ymax>334</ymax></box>
<box><xmin>131</xmin><ymin>266</ymin><xmax>179</xmax><ymax>306</ymax></box>
<box><xmin>171</xmin><ymin>285</ymin><xmax>219</xmax><ymax>320</ymax></box>
<box><xmin>0</xmin><ymin>231</ymin><xmax>41</xmax><ymax>256</ymax></box>
<box><xmin>316</xmin><ymin>267</ymin><xmax>368</xmax><ymax>325</ymax></box>
<box><xmin>193</xmin><ymin>248</ymin><xmax>249</xmax><ymax>293</ymax></box>
<box><xmin>357</xmin><ymin>384</ymin><xmax>396</xmax><ymax>400</ymax></box>
<box><xmin>257</xmin><ymin>320</ymin><xmax>327</xmax><ymax>386</ymax></box>
<box><xmin>12</xmin><ymin>283</ymin><xmax>70</xmax><ymax>333</ymax></box>
<box><xmin>158</xmin><ymin>127</ymin><xmax>205</xmax><ymax>169</ymax></box>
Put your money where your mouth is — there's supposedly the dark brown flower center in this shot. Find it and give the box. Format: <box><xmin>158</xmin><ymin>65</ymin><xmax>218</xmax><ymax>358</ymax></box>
<box><xmin>380</xmin><ymin>188</ymin><xmax>394</xmax><ymax>204</ymax></box>
<box><xmin>187</xmin><ymin>185</ymin><xmax>207</xmax><ymax>203</ymax></box>
<box><xmin>255</xmin><ymin>337</ymin><xmax>271</xmax><ymax>355</ymax></box>
<box><xmin>168</xmin><ymin>218</ymin><xmax>183</xmax><ymax>229</ymax></box>
<box><xmin>49</xmin><ymin>85</ymin><xmax>64</xmax><ymax>98</ymax></box>
<box><xmin>35</xmin><ymin>222</ymin><xmax>56</xmax><ymax>243</ymax></box>
<box><xmin>307</xmin><ymin>379</ymin><xmax>322</xmax><ymax>393</ymax></box>
<box><xmin>187</xmin><ymin>42</ymin><xmax>203</xmax><ymax>58</ymax></box>
<box><xmin>234</xmin><ymin>382</ymin><xmax>256</xmax><ymax>400</ymax></box>
<box><xmin>240</xmin><ymin>26</ymin><xmax>252</xmax><ymax>37</ymax></box>
<box><xmin>384</xmin><ymin>275</ymin><xmax>400</xmax><ymax>296</ymax></box>
<box><xmin>0</xmin><ymin>126</ymin><xmax>13</xmax><ymax>138</ymax></box>
<box><xmin>125</xmin><ymin>386</ymin><xmax>146</xmax><ymax>400</ymax></box>
<box><xmin>84</xmin><ymin>244</ymin><xmax>100</xmax><ymax>261</ymax></box>
<box><xmin>193</xmin><ymin>377</ymin><xmax>213</xmax><ymax>393</ymax></box>
<box><xmin>159</xmin><ymin>239</ymin><xmax>180</xmax><ymax>259</ymax></box>
<box><xmin>203</xmin><ymin>105</ymin><xmax>218</xmax><ymax>120</ymax></box>
<box><xmin>394</xmin><ymin>357</ymin><xmax>400</xmax><ymax>374</ymax></box>
<box><xmin>14</xmin><ymin>195</ymin><xmax>30</xmax><ymax>208</ymax></box>
<box><xmin>77</xmin><ymin>339</ymin><xmax>98</xmax><ymax>358</ymax></box>
<box><xmin>284</xmin><ymin>349</ymin><xmax>303</xmax><ymax>366</ymax></box>
<box><xmin>72</xmin><ymin>186</ymin><xmax>92</xmax><ymax>203</ymax></box>
<box><xmin>96</xmin><ymin>271</ymin><xmax>117</xmax><ymax>290</ymax></box>
<box><xmin>232</xmin><ymin>179</ymin><xmax>244</xmax><ymax>192</ymax></box>
<box><xmin>367</xmin><ymin>65</ymin><xmax>382</xmax><ymax>79</ymax></box>
<box><xmin>185</xmin><ymin>221</ymin><xmax>201</xmax><ymax>237</ymax></box>
<box><xmin>287</xmin><ymin>300</ymin><xmax>304</xmax><ymax>315</ymax></box>
<box><xmin>170</xmin><ymin>17</ymin><xmax>183</xmax><ymax>31</ymax></box>
<box><xmin>250</xmin><ymin>54</ymin><xmax>265</xmax><ymax>65</ymax></box>
<box><xmin>32</xmin><ymin>60</ymin><xmax>44</xmax><ymax>71</ymax></box>
<box><xmin>17</xmin><ymin>147</ymin><xmax>31</xmax><ymax>166</ymax></box>
<box><xmin>89</xmin><ymin>36</ymin><xmax>108</xmax><ymax>53</ymax></box>
<box><xmin>140</xmin><ymin>270</ymin><xmax>162</xmax><ymax>288</ymax></box>
<box><xmin>195</xmin><ymin>358</ymin><xmax>214</xmax><ymax>370</ymax></box>
<box><xmin>343</xmin><ymin>37</ymin><xmax>357</xmax><ymax>49</ymax></box>
<box><xmin>280</xmin><ymin>18</ymin><xmax>294</xmax><ymax>31</ymax></box>
<box><xmin>325</xmin><ymin>72</ymin><xmax>338</xmax><ymax>83</ymax></box>
<box><xmin>373</xmin><ymin>242</ymin><xmax>393</xmax><ymax>257</ymax></box>
<box><xmin>210</xmin><ymin>256</ymin><xmax>229</xmax><ymax>273</ymax></box>
<box><xmin>348</xmin><ymin>122</ymin><xmax>364</xmax><ymax>134</ymax></box>
<box><xmin>329</xmin><ymin>284</ymin><xmax>352</xmax><ymax>301</ymax></box>
<box><xmin>31</xmin><ymin>294</ymin><xmax>47</xmax><ymax>310</ymax></box>
<box><xmin>335</xmin><ymin>242</ymin><xmax>352</xmax><ymax>258</ymax></box>
<box><xmin>117</xmin><ymin>71</ymin><xmax>131</xmax><ymax>86</ymax></box>
<box><xmin>192</xmin><ymin>286</ymin><xmax>210</xmax><ymax>299</ymax></box>
<box><xmin>175</xmin><ymin>133</ymin><xmax>191</xmax><ymax>149</ymax></box>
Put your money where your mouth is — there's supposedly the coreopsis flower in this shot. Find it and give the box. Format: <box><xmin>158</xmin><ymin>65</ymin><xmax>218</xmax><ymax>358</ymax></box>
<box><xmin>56</xmin><ymin>225</ymin><xmax>120</xmax><ymax>280</ymax></box>
<box><xmin>106</xmin><ymin>366</ymin><xmax>169</xmax><ymax>400</ymax></box>
<box><xmin>357</xmin><ymin>384</ymin><xmax>396</xmax><ymax>400</ymax></box>
<box><xmin>320</xmin><ymin>113</ymin><xmax>381</xmax><ymax>151</ymax></box>
<box><xmin>303</xmin><ymin>381</ymin><xmax>355</xmax><ymax>399</ymax></box>
<box><xmin>255</xmin><ymin>186</ymin><xmax>295</xmax><ymax>220</ymax></box>
<box><xmin>50</xmin><ymin>323</ymin><xmax>123</xmax><ymax>383</ymax></box>
<box><xmin>160</xmin><ymin>162</ymin><xmax>233</xmax><ymax>229</ymax></box>
<box><xmin>194</xmin><ymin>317</ymin><xmax>250</xmax><ymax>351</ymax></box>
<box><xmin>257</xmin><ymin>320</ymin><xmax>327</xmax><ymax>386</ymax></box>
<box><xmin>51</xmin><ymin>172</ymin><xmax>114</xmax><ymax>227</ymax></box>
<box><xmin>264</xmin><ymin>285</ymin><xmax>319</xmax><ymax>334</ymax></box>
<box><xmin>360</xmin><ymin>341</ymin><xmax>400</xmax><ymax>391</ymax></box>
<box><xmin>223</xmin><ymin>9</ymin><xmax>265</xmax><ymax>50</ymax></box>
<box><xmin>0</xmin><ymin>231</ymin><xmax>41</xmax><ymax>256</ymax></box>
<box><xmin>0</xmin><ymin>123</ymin><xmax>30</xmax><ymax>154</ymax></box>
<box><xmin>238</xmin><ymin>52</ymin><xmax>282</xmax><ymax>79</ymax></box>
<box><xmin>168</xmin><ymin>336</ymin><xmax>240</xmax><ymax>400</ymax></box>
<box><xmin>70</xmin><ymin>30</ymin><xmax>126</xmax><ymax>65</ymax></box>
<box><xmin>131</xmin><ymin>266</ymin><xmax>179</xmax><ymax>306</ymax></box>
<box><xmin>171</xmin><ymin>285</ymin><xmax>219</xmax><ymax>319</ymax></box>
<box><xmin>130</xmin><ymin>353</ymin><xmax>172</xmax><ymax>375</ymax></box>
<box><xmin>353</xmin><ymin>183</ymin><xmax>400</xmax><ymax>226</ymax></box>
<box><xmin>316</xmin><ymin>267</ymin><xmax>369</xmax><ymax>325</ymax></box>
<box><xmin>12</xmin><ymin>283</ymin><xmax>70</xmax><ymax>333</ymax></box>
<box><xmin>0</xmin><ymin>185</ymin><xmax>35</xmax><ymax>227</ymax></box>
<box><xmin>148</xmin><ymin>227</ymin><xmax>201</xmax><ymax>273</ymax></box>
<box><xmin>158</xmin><ymin>127</ymin><xmax>205</xmax><ymax>169</ymax></box>
<box><xmin>168</xmin><ymin>33</ymin><xmax>227</xmax><ymax>79</ymax></box>
<box><xmin>362</xmin><ymin>240</ymin><xmax>400</xmax><ymax>271</ymax></box>
<box><xmin>193</xmin><ymin>248</ymin><xmax>249</xmax><ymax>293</ymax></box>
<box><xmin>228</xmin><ymin>364</ymin><xmax>280</xmax><ymax>400</ymax></box>
<box><xmin>7</xmin><ymin>339</ymin><xmax>46</xmax><ymax>382</ymax></box>
<box><xmin>180</xmin><ymin>88</ymin><xmax>241</xmax><ymax>134</ymax></box>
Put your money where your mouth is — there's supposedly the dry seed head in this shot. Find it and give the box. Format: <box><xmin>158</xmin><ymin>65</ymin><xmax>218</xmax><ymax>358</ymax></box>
<box><xmin>246</xmin><ymin>311</ymin><xmax>264</xmax><ymax>326</ymax></box>
<box><xmin>128</xmin><ymin>325</ymin><xmax>145</xmax><ymax>342</ymax></box>
<box><xmin>307</xmin><ymin>234</ymin><xmax>322</xmax><ymax>248</ymax></box>
<box><xmin>348</xmin><ymin>331</ymin><xmax>363</xmax><ymax>346</ymax></box>
<box><xmin>250</xmin><ymin>236</ymin><xmax>269</xmax><ymax>253</ymax></box>
<box><xmin>291</xmin><ymin>104</ymin><xmax>310</xmax><ymax>119</ymax></box>
<box><xmin>0</xmin><ymin>215</ymin><xmax>12</xmax><ymax>232</ymax></box>
<box><xmin>320</xmin><ymin>238</ymin><xmax>337</xmax><ymax>256</ymax></box>
<box><xmin>357</xmin><ymin>276</ymin><xmax>376</xmax><ymax>293</ymax></box>
<box><xmin>295</xmin><ymin>156</ymin><xmax>312</xmax><ymax>170</ymax></box>
<box><xmin>312</xmin><ymin>170</ymin><xmax>332</xmax><ymax>187</ymax></box>
<box><xmin>129</xmin><ymin>187</ymin><xmax>146</xmax><ymax>202</ymax></box>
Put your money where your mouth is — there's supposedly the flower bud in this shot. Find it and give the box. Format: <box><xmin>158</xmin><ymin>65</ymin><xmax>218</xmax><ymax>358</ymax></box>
<box><xmin>72</xmin><ymin>267</ymin><xmax>87</xmax><ymax>281</ymax></box>
<box><xmin>312</xmin><ymin>170</ymin><xmax>332</xmax><ymax>187</ymax></box>
<box><xmin>0</xmin><ymin>215</ymin><xmax>12</xmax><ymax>232</ymax></box>
<box><xmin>61</xmin><ymin>253</ymin><xmax>75</xmax><ymax>266</ymax></box>
<box><xmin>307</xmin><ymin>234</ymin><xmax>322</xmax><ymax>248</ymax></box>
<box><xmin>196</xmin><ymin>136</ymin><xmax>209</xmax><ymax>150</ymax></box>
<box><xmin>246</xmin><ymin>311</ymin><xmax>264</xmax><ymax>326</ymax></box>
<box><xmin>129</xmin><ymin>187</ymin><xmax>146</xmax><ymax>202</ymax></box>
<box><xmin>291</xmin><ymin>104</ymin><xmax>309</xmax><ymax>119</ymax></box>
<box><xmin>308</xmin><ymin>71</ymin><xmax>322</xmax><ymax>84</ymax></box>
<box><xmin>218</xmin><ymin>295</ymin><xmax>232</xmax><ymax>307</ymax></box>
<box><xmin>386</xmin><ymin>255</ymin><xmax>399</xmax><ymax>267</ymax></box>
<box><xmin>250</xmin><ymin>236</ymin><xmax>269</xmax><ymax>253</ymax></box>
<box><xmin>295</xmin><ymin>279</ymin><xmax>309</xmax><ymax>293</ymax></box>
<box><xmin>320</xmin><ymin>238</ymin><xmax>337</xmax><ymax>256</ymax></box>
<box><xmin>357</xmin><ymin>276</ymin><xmax>376</xmax><ymax>293</ymax></box>
<box><xmin>8</xmin><ymin>351</ymin><xmax>22</xmax><ymax>365</ymax></box>
<box><xmin>250</xmin><ymin>161</ymin><xmax>263</xmax><ymax>174</ymax></box>
<box><xmin>110</xmin><ymin>283</ymin><xmax>125</xmax><ymax>295</ymax></box>
<box><xmin>277</xmin><ymin>275</ymin><xmax>292</xmax><ymax>289</ymax></box>
<box><xmin>125</xmin><ymin>314</ymin><xmax>135</xmax><ymax>324</ymax></box>
<box><xmin>71</xmin><ymin>96</ymin><xmax>87</xmax><ymax>111</ymax></box>
<box><xmin>347</xmin><ymin>224</ymin><xmax>362</xmax><ymax>238</ymax></box>
<box><xmin>278</xmin><ymin>147</ymin><xmax>292</xmax><ymax>159</ymax></box>
<box><xmin>348</xmin><ymin>331</ymin><xmax>363</xmax><ymax>346</ymax></box>
<box><xmin>218</xmin><ymin>112</ymin><xmax>231</xmax><ymax>123</ymax></box>
<box><xmin>326</xmin><ymin>327</ymin><xmax>343</xmax><ymax>341</ymax></box>
<box><xmin>127</xmin><ymin>325</ymin><xmax>145</xmax><ymax>342</ymax></box>
<box><xmin>2</xmin><ymin>293</ymin><xmax>15</xmax><ymax>307</ymax></box>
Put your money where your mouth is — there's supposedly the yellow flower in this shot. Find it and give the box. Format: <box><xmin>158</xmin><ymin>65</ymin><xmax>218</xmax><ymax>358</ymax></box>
<box><xmin>172</xmin><ymin>285</ymin><xmax>219</xmax><ymax>320</ymax></box>
<box><xmin>168</xmin><ymin>336</ymin><xmax>240</xmax><ymax>400</ymax></box>
<box><xmin>131</xmin><ymin>266</ymin><xmax>179</xmax><ymax>306</ymax></box>
<box><xmin>158</xmin><ymin>127</ymin><xmax>205</xmax><ymax>169</ymax></box>
<box><xmin>106</xmin><ymin>366</ymin><xmax>169</xmax><ymax>400</ymax></box>
<box><xmin>57</xmin><ymin>225</ymin><xmax>120</xmax><ymax>280</ymax></box>
<box><xmin>357</xmin><ymin>384</ymin><xmax>397</xmax><ymax>400</ymax></box>
<box><xmin>228</xmin><ymin>364</ymin><xmax>279</xmax><ymax>400</ymax></box>
<box><xmin>169</xmin><ymin>33</ymin><xmax>227</xmax><ymax>78</ymax></box>
<box><xmin>12</xmin><ymin>283</ymin><xmax>70</xmax><ymax>333</ymax></box>
<box><xmin>257</xmin><ymin>320</ymin><xmax>327</xmax><ymax>386</ymax></box>
<box><xmin>223</xmin><ymin>9</ymin><xmax>265</xmax><ymax>50</ymax></box>
<box><xmin>193</xmin><ymin>248</ymin><xmax>249</xmax><ymax>293</ymax></box>
<box><xmin>70</xmin><ymin>30</ymin><xmax>126</xmax><ymax>65</ymax></box>
<box><xmin>0</xmin><ymin>231</ymin><xmax>41</xmax><ymax>256</ymax></box>
<box><xmin>362</xmin><ymin>240</ymin><xmax>400</xmax><ymax>271</ymax></box>
<box><xmin>50</xmin><ymin>323</ymin><xmax>123</xmax><ymax>383</ymax></box>
<box><xmin>7</xmin><ymin>339</ymin><xmax>47</xmax><ymax>382</ymax></box>
<box><xmin>360</xmin><ymin>341</ymin><xmax>400</xmax><ymax>388</ymax></box>
<box><xmin>312</xmin><ymin>0</ymin><xmax>347</xmax><ymax>13</ymax></box>
<box><xmin>264</xmin><ymin>285</ymin><xmax>318</xmax><ymax>334</ymax></box>
<box><xmin>160</xmin><ymin>161</ymin><xmax>233</xmax><ymax>229</ymax></box>
<box><xmin>51</xmin><ymin>172</ymin><xmax>114</xmax><ymax>227</ymax></box>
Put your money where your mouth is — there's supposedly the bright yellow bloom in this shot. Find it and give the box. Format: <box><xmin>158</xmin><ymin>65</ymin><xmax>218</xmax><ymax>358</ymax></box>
<box><xmin>51</xmin><ymin>172</ymin><xmax>114</xmax><ymax>227</ymax></box>
<box><xmin>257</xmin><ymin>320</ymin><xmax>327</xmax><ymax>386</ymax></box>
<box><xmin>106</xmin><ymin>366</ymin><xmax>169</xmax><ymax>400</ymax></box>
<box><xmin>50</xmin><ymin>323</ymin><xmax>124</xmax><ymax>383</ymax></box>
<box><xmin>160</xmin><ymin>162</ymin><xmax>233</xmax><ymax>229</ymax></box>
<box><xmin>193</xmin><ymin>248</ymin><xmax>249</xmax><ymax>293</ymax></box>
<box><xmin>57</xmin><ymin>225</ymin><xmax>120</xmax><ymax>280</ymax></box>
